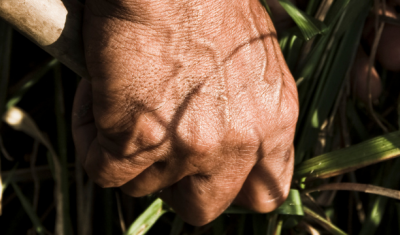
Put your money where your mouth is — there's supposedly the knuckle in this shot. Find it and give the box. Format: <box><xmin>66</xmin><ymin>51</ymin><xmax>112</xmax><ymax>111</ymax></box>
<box><xmin>222</xmin><ymin>128</ymin><xmax>260</xmax><ymax>157</ymax></box>
<box><xmin>177</xmin><ymin>117</ymin><xmax>222</xmax><ymax>156</ymax></box>
<box><xmin>189</xmin><ymin>138</ymin><xmax>220</xmax><ymax>156</ymax></box>
<box><xmin>185</xmin><ymin>208</ymin><xmax>224</xmax><ymax>227</ymax></box>
<box><xmin>249</xmin><ymin>183</ymin><xmax>291</xmax><ymax>213</ymax></box>
<box><xmin>280</xmin><ymin>89</ymin><xmax>299</xmax><ymax>131</ymax></box>
<box><xmin>95</xmin><ymin>179</ymin><xmax>118</xmax><ymax>189</ymax></box>
<box><xmin>133</xmin><ymin>114</ymin><xmax>167</xmax><ymax>151</ymax></box>
<box><xmin>84</xmin><ymin>144</ymin><xmax>134</xmax><ymax>188</ymax></box>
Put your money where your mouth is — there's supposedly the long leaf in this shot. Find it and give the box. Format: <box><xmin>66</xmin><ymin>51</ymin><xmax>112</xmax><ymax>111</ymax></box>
<box><xmin>54</xmin><ymin>62</ymin><xmax>73</xmax><ymax>235</ymax></box>
<box><xmin>294</xmin><ymin>131</ymin><xmax>400</xmax><ymax>180</ymax></box>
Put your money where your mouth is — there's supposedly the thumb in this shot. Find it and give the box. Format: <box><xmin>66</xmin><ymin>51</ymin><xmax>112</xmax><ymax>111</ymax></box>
<box><xmin>72</xmin><ymin>79</ymin><xmax>97</xmax><ymax>164</ymax></box>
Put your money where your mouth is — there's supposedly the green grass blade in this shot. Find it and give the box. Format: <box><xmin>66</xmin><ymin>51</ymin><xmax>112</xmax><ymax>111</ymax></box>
<box><xmin>124</xmin><ymin>198</ymin><xmax>167</xmax><ymax>235</ymax></box>
<box><xmin>11</xmin><ymin>182</ymin><xmax>45</xmax><ymax>235</ymax></box>
<box><xmin>54</xmin><ymin>62</ymin><xmax>73</xmax><ymax>235</ymax></box>
<box><xmin>266</xmin><ymin>214</ymin><xmax>278</xmax><ymax>235</ymax></box>
<box><xmin>6</xmin><ymin>59</ymin><xmax>58</xmax><ymax>109</ymax></box>
<box><xmin>259</xmin><ymin>0</ymin><xmax>273</xmax><ymax>17</ymax></box>
<box><xmin>1</xmin><ymin>163</ymin><xmax>18</xmax><ymax>194</ymax></box>
<box><xmin>305</xmin><ymin>0</ymin><xmax>323</xmax><ymax>16</ymax></box>
<box><xmin>295</xmin><ymin>1</ymin><xmax>369</xmax><ymax>163</ymax></box>
<box><xmin>275</xmin><ymin>189</ymin><xmax>304</xmax><ymax>216</ymax></box>
<box><xmin>169</xmin><ymin>214</ymin><xmax>184</xmax><ymax>235</ymax></box>
<box><xmin>303</xmin><ymin>206</ymin><xmax>347</xmax><ymax>235</ymax></box>
<box><xmin>278</xmin><ymin>0</ymin><xmax>327</xmax><ymax>40</ymax></box>
<box><xmin>275</xmin><ymin>217</ymin><xmax>283</xmax><ymax>235</ymax></box>
<box><xmin>359</xmin><ymin>158</ymin><xmax>400</xmax><ymax>235</ymax></box>
<box><xmin>295</xmin><ymin>131</ymin><xmax>400</xmax><ymax>180</ymax></box>
<box><xmin>360</xmin><ymin>196</ymin><xmax>387</xmax><ymax>235</ymax></box>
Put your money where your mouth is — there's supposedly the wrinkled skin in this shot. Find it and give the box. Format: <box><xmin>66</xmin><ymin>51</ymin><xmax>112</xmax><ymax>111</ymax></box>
<box><xmin>72</xmin><ymin>0</ymin><xmax>299</xmax><ymax>226</ymax></box>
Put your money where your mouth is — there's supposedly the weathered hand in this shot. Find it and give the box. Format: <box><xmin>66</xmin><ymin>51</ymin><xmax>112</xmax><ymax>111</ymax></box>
<box><xmin>72</xmin><ymin>0</ymin><xmax>298</xmax><ymax>226</ymax></box>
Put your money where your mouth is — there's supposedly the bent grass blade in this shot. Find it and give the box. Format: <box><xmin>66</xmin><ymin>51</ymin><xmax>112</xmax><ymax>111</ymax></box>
<box><xmin>304</xmin><ymin>182</ymin><xmax>400</xmax><ymax>200</ymax></box>
<box><xmin>303</xmin><ymin>206</ymin><xmax>347</xmax><ymax>235</ymax></box>
<box><xmin>2</xmin><ymin>106</ymin><xmax>65</xmax><ymax>235</ymax></box>
<box><xmin>11</xmin><ymin>182</ymin><xmax>45</xmax><ymax>235</ymax></box>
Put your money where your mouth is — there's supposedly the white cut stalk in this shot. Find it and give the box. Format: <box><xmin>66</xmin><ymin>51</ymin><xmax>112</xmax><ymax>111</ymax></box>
<box><xmin>0</xmin><ymin>0</ymin><xmax>89</xmax><ymax>79</ymax></box>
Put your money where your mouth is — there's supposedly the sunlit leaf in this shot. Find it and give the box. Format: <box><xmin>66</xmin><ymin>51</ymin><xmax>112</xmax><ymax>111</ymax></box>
<box><xmin>278</xmin><ymin>0</ymin><xmax>327</xmax><ymax>40</ymax></box>
<box><xmin>295</xmin><ymin>131</ymin><xmax>400</xmax><ymax>180</ymax></box>
<box><xmin>275</xmin><ymin>189</ymin><xmax>304</xmax><ymax>216</ymax></box>
<box><xmin>124</xmin><ymin>198</ymin><xmax>167</xmax><ymax>235</ymax></box>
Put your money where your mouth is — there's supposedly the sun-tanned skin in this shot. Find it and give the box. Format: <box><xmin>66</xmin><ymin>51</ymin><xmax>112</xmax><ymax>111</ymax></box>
<box><xmin>72</xmin><ymin>0</ymin><xmax>299</xmax><ymax>226</ymax></box>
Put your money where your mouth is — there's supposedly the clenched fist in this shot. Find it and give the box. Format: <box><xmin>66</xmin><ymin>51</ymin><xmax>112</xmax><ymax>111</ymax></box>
<box><xmin>72</xmin><ymin>0</ymin><xmax>298</xmax><ymax>226</ymax></box>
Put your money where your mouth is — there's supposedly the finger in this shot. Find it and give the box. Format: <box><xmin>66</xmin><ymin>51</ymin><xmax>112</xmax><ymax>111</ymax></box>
<box><xmin>72</xmin><ymin>79</ymin><xmax>96</xmax><ymax>165</ymax></box>
<box><xmin>233</xmin><ymin>145</ymin><xmax>294</xmax><ymax>213</ymax></box>
<box><xmin>120</xmin><ymin>157</ymin><xmax>186</xmax><ymax>197</ymax></box>
<box><xmin>159</xmin><ymin>156</ymin><xmax>255</xmax><ymax>226</ymax></box>
<box><xmin>72</xmin><ymin>80</ymin><xmax>159</xmax><ymax>188</ymax></box>
<box><xmin>83</xmin><ymin>135</ymin><xmax>160</xmax><ymax>188</ymax></box>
